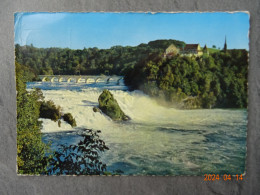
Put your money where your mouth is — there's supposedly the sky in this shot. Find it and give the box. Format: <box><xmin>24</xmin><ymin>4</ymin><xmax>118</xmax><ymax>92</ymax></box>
<box><xmin>14</xmin><ymin>12</ymin><xmax>249</xmax><ymax>50</ymax></box>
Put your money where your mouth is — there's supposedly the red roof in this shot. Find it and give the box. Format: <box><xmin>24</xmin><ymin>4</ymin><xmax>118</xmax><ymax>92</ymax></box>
<box><xmin>184</xmin><ymin>44</ymin><xmax>199</xmax><ymax>50</ymax></box>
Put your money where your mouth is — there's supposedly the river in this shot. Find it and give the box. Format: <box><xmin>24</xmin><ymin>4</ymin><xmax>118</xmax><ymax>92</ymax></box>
<box><xmin>27</xmin><ymin>80</ymin><xmax>247</xmax><ymax>175</ymax></box>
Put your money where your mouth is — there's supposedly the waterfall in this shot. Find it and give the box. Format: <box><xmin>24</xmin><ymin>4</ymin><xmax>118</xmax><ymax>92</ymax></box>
<box><xmin>28</xmin><ymin>81</ymin><xmax>247</xmax><ymax>175</ymax></box>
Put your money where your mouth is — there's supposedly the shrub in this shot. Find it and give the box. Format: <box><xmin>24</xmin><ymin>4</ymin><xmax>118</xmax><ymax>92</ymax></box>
<box><xmin>39</xmin><ymin>100</ymin><xmax>61</xmax><ymax>122</ymax></box>
<box><xmin>93</xmin><ymin>106</ymin><xmax>101</xmax><ymax>113</ymax></box>
<box><xmin>63</xmin><ymin>113</ymin><xmax>77</xmax><ymax>127</ymax></box>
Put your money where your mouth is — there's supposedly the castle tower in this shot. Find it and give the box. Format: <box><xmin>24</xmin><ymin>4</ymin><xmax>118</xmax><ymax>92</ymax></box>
<box><xmin>223</xmin><ymin>36</ymin><xmax>227</xmax><ymax>53</ymax></box>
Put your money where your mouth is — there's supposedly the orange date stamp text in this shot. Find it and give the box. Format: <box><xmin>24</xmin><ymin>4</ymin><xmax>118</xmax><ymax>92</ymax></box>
<box><xmin>204</xmin><ymin>174</ymin><xmax>243</xmax><ymax>181</ymax></box>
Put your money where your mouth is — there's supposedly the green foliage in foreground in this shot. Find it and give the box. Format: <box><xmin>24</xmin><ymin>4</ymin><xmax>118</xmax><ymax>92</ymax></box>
<box><xmin>63</xmin><ymin>113</ymin><xmax>77</xmax><ymax>127</ymax></box>
<box><xmin>125</xmin><ymin>50</ymin><xmax>248</xmax><ymax>108</ymax></box>
<box><xmin>47</xmin><ymin>129</ymin><xmax>109</xmax><ymax>175</ymax></box>
<box><xmin>16</xmin><ymin>61</ymin><xmax>50</xmax><ymax>174</ymax></box>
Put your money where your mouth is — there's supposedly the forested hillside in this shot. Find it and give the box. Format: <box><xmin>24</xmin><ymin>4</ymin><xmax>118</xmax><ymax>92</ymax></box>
<box><xmin>15</xmin><ymin>39</ymin><xmax>185</xmax><ymax>77</ymax></box>
<box><xmin>125</xmin><ymin>49</ymin><xmax>248</xmax><ymax>108</ymax></box>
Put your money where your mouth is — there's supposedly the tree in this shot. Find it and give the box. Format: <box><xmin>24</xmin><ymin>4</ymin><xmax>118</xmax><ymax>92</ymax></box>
<box><xmin>16</xmin><ymin>61</ymin><xmax>50</xmax><ymax>174</ymax></box>
<box><xmin>47</xmin><ymin>129</ymin><xmax>109</xmax><ymax>175</ymax></box>
<box><xmin>145</xmin><ymin>60</ymin><xmax>159</xmax><ymax>80</ymax></box>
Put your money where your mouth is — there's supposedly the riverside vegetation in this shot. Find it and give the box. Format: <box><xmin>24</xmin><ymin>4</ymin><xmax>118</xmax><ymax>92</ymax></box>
<box><xmin>16</xmin><ymin>61</ymin><xmax>50</xmax><ymax>174</ymax></box>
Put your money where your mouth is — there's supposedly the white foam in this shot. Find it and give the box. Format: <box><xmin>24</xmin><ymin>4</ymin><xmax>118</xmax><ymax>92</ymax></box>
<box><xmin>40</xmin><ymin>118</ymin><xmax>73</xmax><ymax>133</ymax></box>
<box><xmin>28</xmin><ymin>82</ymin><xmax>247</xmax><ymax>175</ymax></box>
<box><xmin>37</xmin><ymin>84</ymin><xmax>247</xmax><ymax>134</ymax></box>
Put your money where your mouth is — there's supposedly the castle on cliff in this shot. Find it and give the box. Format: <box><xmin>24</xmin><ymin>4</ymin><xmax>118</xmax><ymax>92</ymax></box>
<box><xmin>164</xmin><ymin>37</ymin><xmax>227</xmax><ymax>58</ymax></box>
<box><xmin>164</xmin><ymin>43</ymin><xmax>209</xmax><ymax>58</ymax></box>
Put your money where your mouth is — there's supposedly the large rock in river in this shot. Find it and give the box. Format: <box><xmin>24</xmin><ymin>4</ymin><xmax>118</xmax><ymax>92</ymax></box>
<box><xmin>98</xmin><ymin>89</ymin><xmax>130</xmax><ymax>121</ymax></box>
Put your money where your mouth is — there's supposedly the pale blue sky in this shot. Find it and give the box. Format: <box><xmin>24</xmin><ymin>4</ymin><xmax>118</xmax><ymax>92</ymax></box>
<box><xmin>14</xmin><ymin>12</ymin><xmax>249</xmax><ymax>50</ymax></box>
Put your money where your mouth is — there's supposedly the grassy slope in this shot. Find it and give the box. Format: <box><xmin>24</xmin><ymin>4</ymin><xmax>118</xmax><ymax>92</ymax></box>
<box><xmin>208</xmin><ymin>48</ymin><xmax>221</xmax><ymax>54</ymax></box>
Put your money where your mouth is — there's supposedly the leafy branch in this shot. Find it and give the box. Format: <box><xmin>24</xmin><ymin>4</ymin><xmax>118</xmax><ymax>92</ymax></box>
<box><xmin>47</xmin><ymin>129</ymin><xmax>109</xmax><ymax>175</ymax></box>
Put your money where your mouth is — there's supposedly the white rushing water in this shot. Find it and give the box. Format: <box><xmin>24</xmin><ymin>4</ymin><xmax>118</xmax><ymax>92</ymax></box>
<box><xmin>27</xmin><ymin>81</ymin><xmax>247</xmax><ymax>175</ymax></box>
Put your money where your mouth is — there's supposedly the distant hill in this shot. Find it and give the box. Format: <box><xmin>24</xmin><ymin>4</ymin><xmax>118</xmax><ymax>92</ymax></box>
<box><xmin>16</xmin><ymin>39</ymin><xmax>239</xmax><ymax>80</ymax></box>
<box><xmin>147</xmin><ymin>39</ymin><xmax>185</xmax><ymax>49</ymax></box>
<box><xmin>15</xmin><ymin>39</ymin><xmax>186</xmax><ymax>77</ymax></box>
